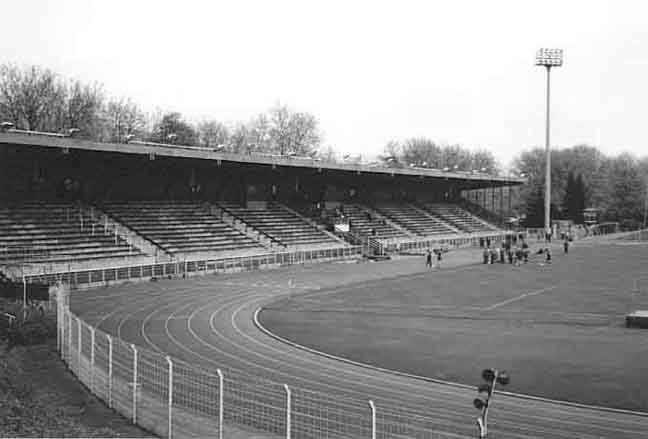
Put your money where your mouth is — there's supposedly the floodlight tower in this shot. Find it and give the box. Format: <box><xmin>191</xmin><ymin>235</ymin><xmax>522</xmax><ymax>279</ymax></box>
<box><xmin>536</xmin><ymin>48</ymin><xmax>563</xmax><ymax>237</ymax></box>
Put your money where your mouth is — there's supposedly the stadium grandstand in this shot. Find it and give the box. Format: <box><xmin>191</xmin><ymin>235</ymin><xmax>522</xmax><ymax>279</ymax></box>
<box><xmin>0</xmin><ymin>129</ymin><xmax>522</xmax><ymax>281</ymax></box>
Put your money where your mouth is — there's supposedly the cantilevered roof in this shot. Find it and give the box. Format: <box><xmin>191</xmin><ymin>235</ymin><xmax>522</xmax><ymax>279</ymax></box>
<box><xmin>0</xmin><ymin>131</ymin><xmax>525</xmax><ymax>186</ymax></box>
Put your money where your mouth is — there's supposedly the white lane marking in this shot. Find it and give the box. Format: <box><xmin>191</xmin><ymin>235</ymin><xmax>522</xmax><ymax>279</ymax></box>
<box><xmin>483</xmin><ymin>286</ymin><xmax>557</xmax><ymax>311</ymax></box>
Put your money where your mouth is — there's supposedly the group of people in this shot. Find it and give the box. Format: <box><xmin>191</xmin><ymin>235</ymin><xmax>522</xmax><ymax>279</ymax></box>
<box><xmin>483</xmin><ymin>239</ymin><xmax>533</xmax><ymax>266</ymax></box>
<box><xmin>425</xmin><ymin>247</ymin><xmax>444</xmax><ymax>269</ymax></box>
<box><xmin>483</xmin><ymin>235</ymin><xmax>571</xmax><ymax>267</ymax></box>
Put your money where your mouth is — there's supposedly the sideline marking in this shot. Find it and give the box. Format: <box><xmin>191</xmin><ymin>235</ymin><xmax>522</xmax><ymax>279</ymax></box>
<box><xmin>482</xmin><ymin>286</ymin><xmax>557</xmax><ymax>311</ymax></box>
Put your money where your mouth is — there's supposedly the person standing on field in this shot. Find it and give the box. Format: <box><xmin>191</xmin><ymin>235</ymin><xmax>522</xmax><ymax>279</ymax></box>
<box><xmin>434</xmin><ymin>247</ymin><xmax>443</xmax><ymax>269</ymax></box>
<box><xmin>426</xmin><ymin>249</ymin><xmax>432</xmax><ymax>268</ymax></box>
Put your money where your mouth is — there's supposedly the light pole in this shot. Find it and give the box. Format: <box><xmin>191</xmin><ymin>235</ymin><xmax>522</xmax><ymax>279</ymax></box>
<box><xmin>536</xmin><ymin>48</ymin><xmax>563</xmax><ymax>237</ymax></box>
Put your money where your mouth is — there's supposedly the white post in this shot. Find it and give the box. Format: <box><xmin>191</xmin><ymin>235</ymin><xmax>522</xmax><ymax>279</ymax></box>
<box><xmin>67</xmin><ymin>312</ymin><xmax>73</xmax><ymax>364</ymax></box>
<box><xmin>76</xmin><ymin>317</ymin><xmax>82</xmax><ymax>373</ymax></box>
<box><xmin>107</xmin><ymin>334</ymin><xmax>113</xmax><ymax>408</ymax></box>
<box><xmin>131</xmin><ymin>343</ymin><xmax>138</xmax><ymax>423</ymax></box>
<box><xmin>90</xmin><ymin>326</ymin><xmax>96</xmax><ymax>392</ymax></box>
<box><xmin>217</xmin><ymin>369</ymin><xmax>224</xmax><ymax>439</ymax></box>
<box><xmin>56</xmin><ymin>300</ymin><xmax>61</xmax><ymax>353</ymax></box>
<box><xmin>284</xmin><ymin>384</ymin><xmax>291</xmax><ymax>439</ymax></box>
<box><xmin>166</xmin><ymin>356</ymin><xmax>173</xmax><ymax>439</ymax></box>
<box><xmin>22</xmin><ymin>275</ymin><xmax>27</xmax><ymax>321</ymax></box>
<box><xmin>369</xmin><ymin>400</ymin><xmax>376</xmax><ymax>439</ymax></box>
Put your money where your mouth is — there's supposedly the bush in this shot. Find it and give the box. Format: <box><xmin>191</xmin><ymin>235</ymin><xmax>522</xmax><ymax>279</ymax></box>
<box><xmin>1</xmin><ymin>299</ymin><xmax>56</xmax><ymax>347</ymax></box>
<box><xmin>6</xmin><ymin>318</ymin><xmax>56</xmax><ymax>347</ymax></box>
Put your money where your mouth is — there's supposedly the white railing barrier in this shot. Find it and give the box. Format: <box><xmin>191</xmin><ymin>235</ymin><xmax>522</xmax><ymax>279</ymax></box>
<box><xmin>23</xmin><ymin>245</ymin><xmax>363</xmax><ymax>287</ymax></box>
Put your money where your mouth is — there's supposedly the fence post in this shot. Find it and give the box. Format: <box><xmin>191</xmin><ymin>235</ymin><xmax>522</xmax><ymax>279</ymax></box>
<box><xmin>107</xmin><ymin>334</ymin><xmax>113</xmax><ymax>408</ymax></box>
<box><xmin>284</xmin><ymin>384</ymin><xmax>291</xmax><ymax>439</ymax></box>
<box><xmin>76</xmin><ymin>317</ymin><xmax>82</xmax><ymax>373</ymax></box>
<box><xmin>56</xmin><ymin>300</ymin><xmax>61</xmax><ymax>354</ymax></box>
<box><xmin>90</xmin><ymin>326</ymin><xmax>96</xmax><ymax>392</ymax></box>
<box><xmin>369</xmin><ymin>400</ymin><xmax>376</xmax><ymax>439</ymax></box>
<box><xmin>130</xmin><ymin>343</ymin><xmax>138</xmax><ymax>424</ymax></box>
<box><xmin>166</xmin><ymin>356</ymin><xmax>173</xmax><ymax>439</ymax></box>
<box><xmin>67</xmin><ymin>312</ymin><xmax>73</xmax><ymax>364</ymax></box>
<box><xmin>217</xmin><ymin>369</ymin><xmax>224</xmax><ymax>439</ymax></box>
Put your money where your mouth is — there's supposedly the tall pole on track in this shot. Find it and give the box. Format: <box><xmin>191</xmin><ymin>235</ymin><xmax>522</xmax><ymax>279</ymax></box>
<box><xmin>536</xmin><ymin>48</ymin><xmax>563</xmax><ymax>237</ymax></box>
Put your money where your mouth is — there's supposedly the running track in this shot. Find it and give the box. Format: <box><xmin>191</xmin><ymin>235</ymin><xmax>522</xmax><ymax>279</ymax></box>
<box><xmin>71</xmin><ymin>253</ymin><xmax>648</xmax><ymax>439</ymax></box>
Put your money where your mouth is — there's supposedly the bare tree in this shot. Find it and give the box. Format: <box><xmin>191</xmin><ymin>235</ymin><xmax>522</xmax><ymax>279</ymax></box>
<box><xmin>247</xmin><ymin>113</ymin><xmax>272</xmax><ymax>153</ymax></box>
<box><xmin>228</xmin><ymin>122</ymin><xmax>251</xmax><ymax>153</ymax></box>
<box><xmin>197</xmin><ymin>119</ymin><xmax>229</xmax><ymax>148</ymax></box>
<box><xmin>401</xmin><ymin>138</ymin><xmax>443</xmax><ymax>167</ymax></box>
<box><xmin>0</xmin><ymin>64</ymin><xmax>63</xmax><ymax>131</ymax></box>
<box><xmin>267</xmin><ymin>104</ymin><xmax>321</xmax><ymax>155</ymax></box>
<box><xmin>61</xmin><ymin>79</ymin><xmax>105</xmax><ymax>137</ymax></box>
<box><xmin>104</xmin><ymin>97</ymin><xmax>145</xmax><ymax>142</ymax></box>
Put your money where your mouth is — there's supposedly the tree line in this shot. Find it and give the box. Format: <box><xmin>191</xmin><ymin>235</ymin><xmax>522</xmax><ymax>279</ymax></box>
<box><xmin>0</xmin><ymin>64</ymin><xmax>323</xmax><ymax>157</ymax></box>
<box><xmin>513</xmin><ymin>145</ymin><xmax>648</xmax><ymax>228</ymax></box>
<box><xmin>379</xmin><ymin>138</ymin><xmax>499</xmax><ymax>173</ymax></box>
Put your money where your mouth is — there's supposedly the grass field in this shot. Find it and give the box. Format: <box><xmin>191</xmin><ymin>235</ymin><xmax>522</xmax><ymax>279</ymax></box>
<box><xmin>260</xmin><ymin>241</ymin><xmax>648</xmax><ymax>411</ymax></box>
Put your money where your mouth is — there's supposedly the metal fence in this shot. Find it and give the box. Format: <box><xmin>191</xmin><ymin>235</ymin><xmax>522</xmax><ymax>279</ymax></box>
<box><xmin>58</xmin><ymin>303</ymin><xmax>459</xmax><ymax>439</ymax></box>
<box><xmin>382</xmin><ymin>232</ymin><xmax>512</xmax><ymax>254</ymax></box>
<box><xmin>24</xmin><ymin>246</ymin><xmax>363</xmax><ymax>288</ymax></box>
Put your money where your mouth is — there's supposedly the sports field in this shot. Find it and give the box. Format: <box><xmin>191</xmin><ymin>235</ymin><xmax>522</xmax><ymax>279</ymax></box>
<box><xmin>260</xmin><ymin>240</ymin><xmax>648</xmax><ymax>411</ymax></box>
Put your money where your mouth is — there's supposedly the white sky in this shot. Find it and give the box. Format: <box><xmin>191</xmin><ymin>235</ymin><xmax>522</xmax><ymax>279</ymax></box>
<box><xmin>2</xmin><ymin>0</ymin><xmax>647</xmax><ymax>166</ymax></box>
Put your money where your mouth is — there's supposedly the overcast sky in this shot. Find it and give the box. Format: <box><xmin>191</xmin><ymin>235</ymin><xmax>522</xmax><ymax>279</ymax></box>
<box><xmin>2</xmin><ymin>0</ymin><xmax>647</xmax><ymax>166</ymax></box>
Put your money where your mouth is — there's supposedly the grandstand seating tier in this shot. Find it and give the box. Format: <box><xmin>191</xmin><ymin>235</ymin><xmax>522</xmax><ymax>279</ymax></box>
<box><xmin>99</xmin><ymin>201</ymin><xmax>267</xmax><ymax>257</ymax></box>
<box><xmin>0</xmin><ymin>202</ymin><xmax>143</xmax><ymax>264</ymax></box>
<box><xmin>220</xmin><ymin>202</ymin><xmax>341</xmax><ymax>248</ymax></box>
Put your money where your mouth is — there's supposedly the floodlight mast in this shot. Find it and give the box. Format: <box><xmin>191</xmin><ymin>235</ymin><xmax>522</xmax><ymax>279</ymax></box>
<box><xmin>536</xmin><ymin>48</ymin><xmax>563</xmax><ymax>237</ymax></box>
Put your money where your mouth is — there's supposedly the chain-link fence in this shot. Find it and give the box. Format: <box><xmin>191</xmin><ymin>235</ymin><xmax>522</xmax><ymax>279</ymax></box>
<box><xmin>57</xmin><ymin>302</ymin><xmax>462</xmax><ymax>439</ymax></box>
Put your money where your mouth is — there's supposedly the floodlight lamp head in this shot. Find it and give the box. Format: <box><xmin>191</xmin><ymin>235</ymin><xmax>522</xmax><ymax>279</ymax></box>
<box><xmin>536</xmin><ymin>48</ymin><xmax>563</xmax><ymax>67</ymax></box>
<box><xmin>496</xmin><ymin>372</ymin><xmax>510</xmax><ymax>386</ymax></box>
<box><xmin>482</xmin><ymin>368</ymin><xmax>497</xmax><ymax>382</ymax></box>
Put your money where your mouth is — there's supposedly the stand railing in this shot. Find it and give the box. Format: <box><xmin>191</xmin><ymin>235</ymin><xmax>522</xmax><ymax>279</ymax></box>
<box><xmin>24</xmin><ymin>246</ymin><xmax>362</xmax><ymax>287</ymax></box>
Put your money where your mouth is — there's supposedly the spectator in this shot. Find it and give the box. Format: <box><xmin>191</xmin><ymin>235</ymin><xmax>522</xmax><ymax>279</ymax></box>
<box><xmin>434</xmin><ymin>247</ymin><xmax>443</xmax><ymax>269</ymax></box>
